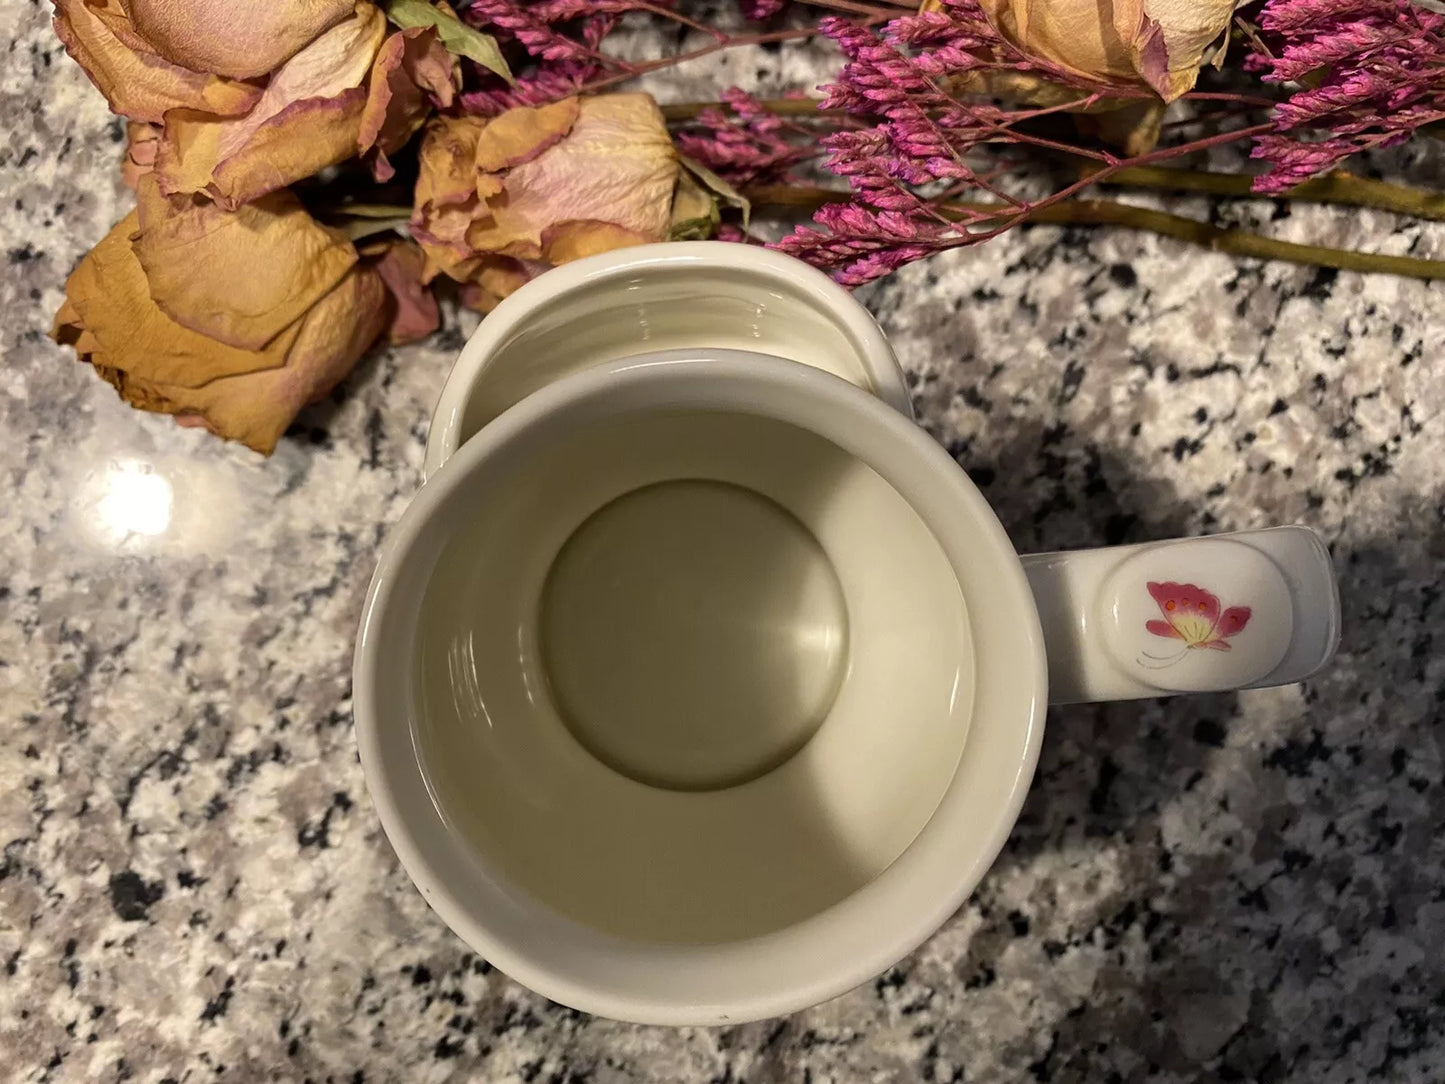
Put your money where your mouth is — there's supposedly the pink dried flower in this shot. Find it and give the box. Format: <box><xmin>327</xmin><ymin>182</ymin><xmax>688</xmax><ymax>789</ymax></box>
<box><xmin>742</xmin><ymin>0</ymin><xmax>787</xmax><ymax>18</ymax></box>
<box><xmin>1249</xmin><ymin>0</ymin><xmax>1445</xmax><ymax>192</ymax></box>
<box><xmin>462</xmin><ymin>0</ymin><xmax>631</xmax><ymax>114</ymax></box>
<box><xmin>674</xmin><ymin>87</ymin><xmax>812</xmax><ymax>186</ymax></box>
<box><xmin>774</xmin><ymin>203</ymin><xmax>955</xmax><ymax>286</ymax></box>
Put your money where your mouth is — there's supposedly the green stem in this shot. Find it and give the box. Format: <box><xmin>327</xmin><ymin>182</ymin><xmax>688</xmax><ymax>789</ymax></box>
<box><xmin>742</xmin><ymin>185</ymin><xmax>1445</xmax><ymax>281</ymax></box>
<box><xmin>1089</xmin><ymin>165</ymin><xmax>1445</xmax><ymax>223</ymax></box>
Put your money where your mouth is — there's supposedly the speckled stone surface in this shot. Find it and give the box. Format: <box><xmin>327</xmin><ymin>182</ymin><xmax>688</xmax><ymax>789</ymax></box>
<box><xmin>4</xmin><ymin>4</ymin><xmax>1445</xmax><ymax>1082</ymax></box>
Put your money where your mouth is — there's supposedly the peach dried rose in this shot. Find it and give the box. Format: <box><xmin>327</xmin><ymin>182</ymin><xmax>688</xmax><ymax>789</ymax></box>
<box><xmin>977</xmin><ymin>0</ymin><xmax>1235</xmax><ymax>101</ymax></box>
<box><xmin>51</xmin><ymin>195</ymin><xmax>387</xmax><ymax>455</ymax></box>
<box><xmin>126</xmin><ymin>0</ymin><xmax>355</xmax><ymax>79</ymax></box>
<box><xmin>155</xmin><ymin>2</ymin><xmax>388</xmax><ymax>208</ymax></box>
<box><xmin>53</xmin><ymin>0</ymin><xmax>261</xmax><ymax>124</ymax></box>
<box><xmin>411</xmin><ymin>94</ymin><xmax>678</xmax><ymax>290</ymax></box>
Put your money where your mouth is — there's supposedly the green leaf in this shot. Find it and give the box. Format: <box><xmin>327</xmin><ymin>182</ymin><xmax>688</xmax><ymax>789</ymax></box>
<box><xmin>678</xmin><ymin>154</ymin><xmax>749</xmax><ymax>230</ymax></box>
<box><xmin>668</xmin><ymin>170</ymin><xmax>719</xmax><ymax>240</ymax></box>
<box><xmin>383</xmin><ymin>0</ymin><xmax>512</xmax><ymax>83</ymax></box>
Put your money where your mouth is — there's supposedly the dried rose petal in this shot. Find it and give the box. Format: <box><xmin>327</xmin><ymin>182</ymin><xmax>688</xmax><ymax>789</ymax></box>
<box><xmin>540</xmin><ymin>220</ymin><xmax>652</xmax><ymax>264</ymax></box>
<box><xmin>412</xmin><ymin>94</ymin><xmax>676</xmax><ymax>284</ymax></box>
<box><xmin>476</xmin><ymin>94</ymin><xmax>677</xmax><ymax>256</ymax></box>
<box><xmin>359</xmin><ymin>27</ymin><xmax>456</xmax><ymax>181</ymax></box>
<box><xmin>53</xmin><ymin>211</ymin><xmax>300</xmax><ymax>388</ymax></box>
<box><xmin>979</xmin><ymin>0</ymin><xmax>1234</xmax><ymax>101</ymax></box>
<box><xmin>457</xmin><ymin>257</ymin><xmax>542</xmax><ymax>314</ymax></box>
<box><xmin>365</xmin><ymin>240</ymin><xmax>441</xmax><ymax>344</ymax></box>
<box><xmin>109</xmin><ymin>267</ymin><xmax>388</xmax><ymax>455</ymax></box>
<box><xmin>53</xmin><ymin>0</ymin><xmax>261</xmax><ymax>123</ymax></box>
<box><xmin>472</xmin><ymin>97</ymin><xmax>579</xmax><ymax>172</ymax></box>
<box><xmin>121</xmin><ymin>121</ymin><xmax>161</xmax><ymax>189</ymax></box>
<box><xmin>131</xmin><ymin>176</ymin><xmax>358</xmax><ymax>351</ymax></box>
<box><xmin>156</xmin><ymin>3</ymin><xmax>387</xmax><ymax>207</ymax></box>
<box><xmin>411</xmin><ymin>116</ymin><xmax>487</xmax><ymax>280</ymax></box>
<box><xmin>126</xmin><ymin>0</ymin><xmax>355</xmax><ymax>79</ymax></box>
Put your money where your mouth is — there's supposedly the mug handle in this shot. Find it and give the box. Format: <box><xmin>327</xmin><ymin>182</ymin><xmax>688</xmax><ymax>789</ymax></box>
<box><xmin>1020</xmin><ymin>526</ymin><xmax>1340</xmax><ymax>705</ymax></box>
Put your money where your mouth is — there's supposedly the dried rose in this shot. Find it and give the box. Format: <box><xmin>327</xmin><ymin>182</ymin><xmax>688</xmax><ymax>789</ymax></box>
<box><xmin>155</xmin><ymin>3</ymin><xmax>388</xmax><ymax>209</ymax></box>
<box><xmin>53</xmin><ymin>0</ymin><xmax>262</xmax><ymax>123</ymax></box>
<box><xmin>410</xmin><ymin>93</ymin><xmax>679</xmax><ymax>302</ymax></box>
<box><xmin>51</xmin><ymin>180</ymin><xmax>387</xmax><ymax>455</ymax></box>
<box><xmin>977</xmin><ymin>0</ymin><xmax>1236</xmax><ymax>102</ymax></box>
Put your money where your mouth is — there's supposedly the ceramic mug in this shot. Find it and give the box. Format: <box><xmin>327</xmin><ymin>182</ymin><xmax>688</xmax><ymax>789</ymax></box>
<box><xmin>355</xmin><ymin>346</ymin><xmax>1339</xmax><ymax>1025</ymax></box>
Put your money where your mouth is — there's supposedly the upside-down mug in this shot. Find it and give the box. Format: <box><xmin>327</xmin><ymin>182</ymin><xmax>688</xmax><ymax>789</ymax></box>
<box><xmin>354</xmin><ymin>247</ymin><xmax>1339</xmax><ymax>1026</ymax></box>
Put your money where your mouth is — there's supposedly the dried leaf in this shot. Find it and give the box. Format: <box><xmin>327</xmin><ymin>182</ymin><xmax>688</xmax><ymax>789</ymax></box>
<box><xmin>679</xmin><ymin>153</ymin><xmax>749</xmax><ymax>229</ymax></box>
<box><xmin>668</xmin><ymin>169</ymin><xmax>719</xmax><ymax>241</ymax></box>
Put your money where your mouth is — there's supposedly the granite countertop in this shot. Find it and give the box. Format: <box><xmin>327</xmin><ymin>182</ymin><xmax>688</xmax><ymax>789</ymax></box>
<box><xmin>4</xmin><ymin>3</ymin><xmax>1444</xmax><ymax>1082</ymax></box>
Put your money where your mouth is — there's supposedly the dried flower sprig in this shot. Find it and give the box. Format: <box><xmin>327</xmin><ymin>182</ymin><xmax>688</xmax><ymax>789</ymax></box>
<box><xmin>771</xmin><ymin>1</ymin><xmax>1274</xmax><ymax>283</ymax></box>
<box><xmin>1248</xmin><ymin>0</ymin><xmax>1445</xmax><ymax>193</ymax></box>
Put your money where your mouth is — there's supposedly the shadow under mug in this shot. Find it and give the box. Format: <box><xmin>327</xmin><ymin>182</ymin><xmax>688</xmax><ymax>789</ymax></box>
<box><xmin>354</xmin><ymin>352</ymin><xmax>1339</xmax><ymax>1025</ymax></box>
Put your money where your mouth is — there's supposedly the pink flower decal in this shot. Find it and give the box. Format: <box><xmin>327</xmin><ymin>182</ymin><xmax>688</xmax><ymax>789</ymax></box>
<box><xmin>1145</xmin><ymin>582</ymin><xmax>1252</xmax><ymax>652</ymax></box>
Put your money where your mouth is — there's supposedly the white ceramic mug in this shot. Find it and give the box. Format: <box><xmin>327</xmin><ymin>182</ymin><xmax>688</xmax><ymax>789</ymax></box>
<box><xmin>356</xmin><ymin>336</ymin><xmax>1338</xmax><ymax>1023</ymax></box>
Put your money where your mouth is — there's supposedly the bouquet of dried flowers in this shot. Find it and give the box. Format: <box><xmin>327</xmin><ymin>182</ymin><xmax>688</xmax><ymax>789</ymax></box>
<box><xmin>49</xmin><ymin>0</ymin><xmax>1445</xmax><ymax>453</ymax></box>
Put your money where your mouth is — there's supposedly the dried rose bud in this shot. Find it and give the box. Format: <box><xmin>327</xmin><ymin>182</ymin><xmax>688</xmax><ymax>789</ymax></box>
<box><xmin>411</xmin><ymin>93</ymin><xmax>679</xmax><ymax>303</ymax></box>
<box><xmin>978</xmin><ymin>0</ymin><xmax>1235</xmax><ymax>101</ymax></box>
<box><xmin>51</xmin><ymin>179</ymin><xmax>388</xmax><ymax>455</ymax></box>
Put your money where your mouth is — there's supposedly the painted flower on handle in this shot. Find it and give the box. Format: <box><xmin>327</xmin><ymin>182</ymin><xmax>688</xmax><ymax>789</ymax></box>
<box><xmin>1145</xmin><ymin>582</ymin><xmax>1251</xmax><ymax>652</ymax></box>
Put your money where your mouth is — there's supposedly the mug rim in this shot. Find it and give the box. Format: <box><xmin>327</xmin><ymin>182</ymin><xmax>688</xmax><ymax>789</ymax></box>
<box><xmin>422</xmin><ymin>241</ymin><xmax>913</xmax><ymax>480</ymax></box>
<box><xmin>356</xmin><ymin>353</ymin><xmax>1047</xmax><ymax>1025</ymax></box>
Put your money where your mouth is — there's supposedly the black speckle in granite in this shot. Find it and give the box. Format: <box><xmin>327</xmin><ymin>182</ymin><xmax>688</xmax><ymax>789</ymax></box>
<box><xmin>297</xmin><ymin>790</ymin><xmax>354</xmax><ymax>849</ymax></box>
<box><xmin>199</xmin><ymin>978</ymin><xmax>235</xmax><ymax>1023</ymax></box>
<box><xmin>1263</xmin><ymin>729</ymin><xmax>1332</xmax><ymax>778</ymax></box>
<box><xmin>1193</xmin><ymin>717</ymin><xmax>1227</xmax><ymax>747</ymax></box>
<box><xmin>108</xmin><ymin>870</ymin><xmax>164</xmax><ymax>922</ymax></box>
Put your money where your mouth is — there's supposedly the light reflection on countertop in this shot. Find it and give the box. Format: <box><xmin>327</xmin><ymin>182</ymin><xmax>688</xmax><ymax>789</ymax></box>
<box><xmin>66</xmin><ymin>453</ymin><xmax>248</xmax><ymax>558</ymax></box>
